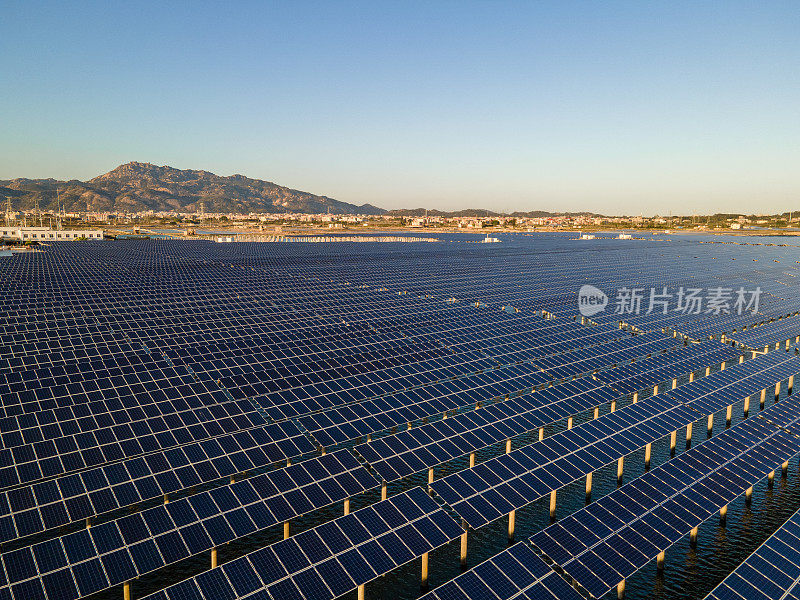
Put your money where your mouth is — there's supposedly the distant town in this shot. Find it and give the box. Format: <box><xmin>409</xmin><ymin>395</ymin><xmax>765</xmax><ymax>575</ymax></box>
<box><xmin>5</xmin><ymin>205</ymin><xmax>800</xmax><ymax>237</ymax></box>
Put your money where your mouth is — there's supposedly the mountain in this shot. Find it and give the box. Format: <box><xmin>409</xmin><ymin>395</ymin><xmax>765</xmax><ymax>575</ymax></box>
<box><xmin>0</xmin><ymin>162</ymin><xmax>386</xmax><ymax>215</ymax></box>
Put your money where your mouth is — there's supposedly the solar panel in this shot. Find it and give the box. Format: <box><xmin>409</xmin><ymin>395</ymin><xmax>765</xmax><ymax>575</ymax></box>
<box><xmin>0</xmin><ymin>450</ymin><xmax>378</xmax><ymax>600</ymax></box>
<box><xmin>0</xmin><ymin>422</ymin><xmax>314</xmax><ymax>544</ymax></box>
<box><xmin>136</xmin><ymin>487</ymin><xmax>463</xmax><ymax>600</ymax></box>
<box><xmin>356</xmin><ymin>378</ymin><xmax>619</xmax><ymax>483</ymax></box>
<box><xmin>596</xmin><ymin>341</ymin><xmax>742</xmax><ymax>395</ymax></box>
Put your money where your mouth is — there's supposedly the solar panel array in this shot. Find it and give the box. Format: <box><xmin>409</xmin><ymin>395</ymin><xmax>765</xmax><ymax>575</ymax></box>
<box><xmin>141</xmin><ymin>487</ymin><xmax>463</xmax><ymax>600</ymax></box>
<box><xmin>431</xmin><ymin>352</ymin><xmax>800</xmax><ymax>528</ymax></box>
<box><xmin>4</xmin><ymin>234</ymin><xmax>800</xmax><ymax>600</ymax></box>
<box><xmin>532</xmin><ymin>394</ymin><xmax>800</xmax><ymax>598</ymax></box>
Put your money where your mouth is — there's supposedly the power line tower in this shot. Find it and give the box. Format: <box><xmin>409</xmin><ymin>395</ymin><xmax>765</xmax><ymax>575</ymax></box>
<box><xmin>199</xmin><ymin>200</ymin><xmax>205</xmax><ymax>222</ymax></box>
<box><xmin>5</xmin><ymin>196</ymin><xmax>12</xmax><ymax>227</ymax></box>
<box><xmin>56</xmin><ymin>188</ymin><xmax>63</xmax><ymax>230</ymax></box>
<box><xmin>34</xmin><ymin>195</ymin><xmax>41</xmax><ymax>227</ymax></box>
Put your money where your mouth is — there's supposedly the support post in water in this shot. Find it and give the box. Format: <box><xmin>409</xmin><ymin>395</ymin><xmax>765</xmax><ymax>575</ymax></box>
<box><xmin>670</xmin><ymin>430</ymin><xmax>677</xmax><ymax>456</ymax></box>
<box><xmin>460</xmin><ymin>520</ymin><xmax>468</xmax><ymax>568</ymax></box>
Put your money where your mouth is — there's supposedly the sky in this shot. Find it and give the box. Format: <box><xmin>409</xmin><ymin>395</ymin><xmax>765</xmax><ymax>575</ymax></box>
<box><xmin>1</xmin><ymin>1</ymin><xmax>799</xmax><ymax>215</ymax></box>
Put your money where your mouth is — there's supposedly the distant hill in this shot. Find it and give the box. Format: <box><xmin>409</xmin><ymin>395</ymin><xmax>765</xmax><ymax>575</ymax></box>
<box><xmin>0</xmin><ymin>162</ymin><xmax>386</xmax><ymax>215</ymax></box>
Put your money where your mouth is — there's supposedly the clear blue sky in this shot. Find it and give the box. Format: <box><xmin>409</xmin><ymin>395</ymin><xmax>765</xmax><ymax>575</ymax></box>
<box><xmin>2</xmin><ymin>1</ymin><xmax>799</xmax><ymax>214</ymax></box>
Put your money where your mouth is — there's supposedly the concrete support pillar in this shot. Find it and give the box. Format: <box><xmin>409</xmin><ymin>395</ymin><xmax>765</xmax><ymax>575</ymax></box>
<box><xmin>321</xmin><ymin>447</ymin><xmax>326</xmax><ymax>455</ymax></box>
<box><xmin>720</xmin><ymin>361</ymin><xmax>726</xmax><ymax>371</ymax></box>
<box><xmin>610</xmin><ymin>400</ymin><xmax>617</xmax><ymax>412</ymax></box>
<box><xmin>506</xmin><ymin>439</ymin><xmax>512</xmax><ymax>453</ymax></box>
<box><xmin>443</xmin><ymin>412</ymin><xmax>448</xmax><ymax>420</ymax></box>
<box><xmin>538</xmin><ymin>428</ymin><xmax>544</xmax><ymax>441</ymax></box>
<box><xmin>644</xmin><ymin>443</ymin><xmax>652</xmax><ymax>470</ymax></box>
<box><xmin>739</xmin><ymin>355</ymin><xmax>745</xmax><ymax>364</ymax></box>
<box><xmin>690</xmin><ymin>526</ymin><xmax>698</xmax><ymax>547</ymax></box>
<box><xmin>508</xmin><ymin>510</ymin><xmax>516</xmax><ymax>543</ymax></box>
<box><xmin>783</xmin><ymin>461</ymin><xmax>789</xmax><ymax>478</ymax></box>
<box><xmin>705</xmin><ymin>367</ymin><xmax>711</xmax><ymax>377</ymax></box>
<box><xmin>421</xmin><ymin>552</ymin><xmax>429</xmax><ymax>590</ymax></box>
<box><xmin>707</xmin><ymin>414</ymin><xmax>714</xmax><ymax>437</ymax></box>
<box><xmin>86</xmin><ymin>517</ymin><xmax>92</xmax><ymax>529</ymax></box>
<box><xmin>585</xmin><ymin>472</ymin><xmax>593</xmax><ymax>503</ymax></box>
<box><xmin>469</xmin><ymin>452</ymin><xmax>476</xmax><ymax>468</ymax></box>
<box><xmin>367</xmin><ymin>433</ymin><xmax>372</xmax><ymax>442</ymax></box>
<box><xmin>230</xmin><ymin>475</ymin><xmax>236</xmax><ymax>484</ymax></box>
<box><xmin>567</xmin><ymin>417</ymin><xmax>573</xmax><ymax>429</ymax></box>
<box><xmin>769</xmin><ymin>470</ymin><xmax>775</xmax><ymax>488</ymax></box>
<box><xmin>670</xmin><ymin>430</ymin><xmax>677</xmax><ymax>457</ymax></box>
<box><xmin>657</xmin><ymin>551</ymin><xmax>665</xmax><ymax>572</ymax></box>
<box><xmin>428</xmin><ymin>467</ymin><xmax>434</xmax><ymax>488</ymax></box>
<box><xmin>617</xmin><ymin>580</ymin><xmax>626</xmax><ymax>600</ymax></box>
<box><xmin>381</xmin><ymin>482</ymin><xmax>387</xmax><ymax>501</ymax></box>
<box><xmin>357</xmin><ymin>584</ymin><xmax>365</xmax><ymax>600</ymax></box>
<box><xmin>672</xmin><ymin>378</ymin><xmax>678</xmax><ymax>389</ymax></box>
<box><xmin>775</xmin><ymin>382</ymin><xmax>781</xmax><ymax>403</ymax></box>
<box><xmin>790</xmin><ymin>375</ymin><xmax>795</xmax><ymax>395</ymax></box>
<box><xmin>124</xmin><ymin>582</ymin><xmax>131</xmax><ymax>600</ymax></box>
<box><xmin>686</xmin><ymin>422</ymin><xmax>693</xmax><ymax>448</ymax></box>
<box><xmin>460</xmin><ymin>520</ymin><xmax>468</xmax><ymax>568</ymax></box>
<box><xmin>720</xmin><ymin>504</ymin><xmax>728</xmax><ymax>526</ymax></box>
<box><xmin>760</xmin><ymin>388</ymin><xmax>767</xmax><ymax>410</ymax></box>
<box><xmin>407</xmin><ymin>422</ymin><xmax>412</xmax><ymax>430</ymax></box>
<box><xmin>726</xmin><ymin>405</ymin><xmax>732</xmax><ymax>428</ymax></box>
<box><xmin>633</xmin><ymin>392</ymin><xmax>640</xmax><ymax>403</ymax></box>
<box><xmin>284</xmin><ymin>521</ymin><xmax>291</xmax><ymax>539</ymax></box>
<box><xmin>344</xmin><ymin>498</ymin><xmax>350</xmax><ymax>515</ymax></box>
<box><xmin>549</xmin><ymin>490</ymin><xmax>557</xmax><ymax>521</ymax></box>
<box><xmin>744</xmin><ymin>395</ymin><xmax>750</xmax><ymax>418</ymax></box>
<box><xmin>593</xmin><ymin>406</ymin><xmax>599</xmax><ymax>419</ymax></box>
<box><xmin>211</xmin><ymin>547</ymin><xmax>218</xmax><ymax>569</ymax></box>
<box><xmin>617</xmin><ymin>456</ymin><xmax>624</xmax><ymax>486</ymax></box>
<box><xmin>164</xmin><ymin>494</ymin><xmax>169</xmax><ymax>504</ymax></box>
<box><xmin>746</xmin><ymin>486</ymin><xmax>753</xmax><ymax>504</ymax></box>
<box><xmin>652</xmin><ymin>385</ymin><xmax>658</xmax><ymax>397</ymax></box>
<box><xmin>689</xmin><ymin>371</ymin><xmax>695</xmax><ymax>382</ymax></box>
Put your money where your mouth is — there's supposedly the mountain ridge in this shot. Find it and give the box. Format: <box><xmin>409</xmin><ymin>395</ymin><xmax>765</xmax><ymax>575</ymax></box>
<box><xmin>0</xmin><ymin>162</ymin><xmax>386</xmax><ymax>215</ymax></box>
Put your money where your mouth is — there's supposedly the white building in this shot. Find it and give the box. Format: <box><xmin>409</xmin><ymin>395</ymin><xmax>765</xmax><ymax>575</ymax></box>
<box><xmin>0</xmin><ymin>227</ymin><xmax>104</xmax><ymax>241</ymax></box>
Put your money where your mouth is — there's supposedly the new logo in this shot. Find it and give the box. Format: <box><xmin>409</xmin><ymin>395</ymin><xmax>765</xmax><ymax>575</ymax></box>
<box><xmin>578</xmin><ymin>284</ymin><xmax>608</xmax><ymax>317</ymax></box>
